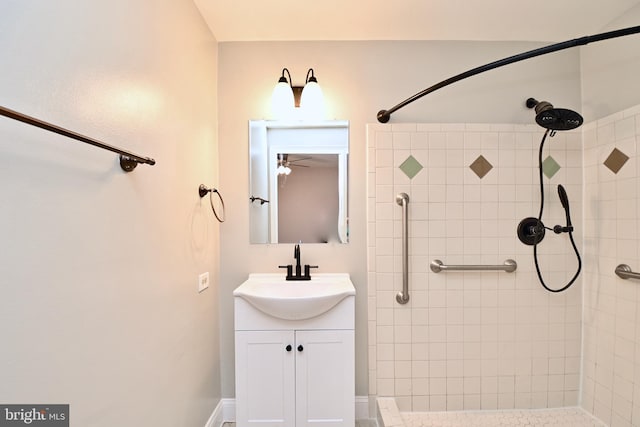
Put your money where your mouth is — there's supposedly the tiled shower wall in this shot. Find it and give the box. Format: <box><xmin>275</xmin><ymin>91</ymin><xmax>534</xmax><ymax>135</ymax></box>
<box><xmin>366</xmin><ymin>123</ymin><xmax>583</xmax><ymax>412</ymax></box>
<box><xmin>582</xmin><ymin>104</ymin><xmax>640</xmax><ymax>427</ymax></box>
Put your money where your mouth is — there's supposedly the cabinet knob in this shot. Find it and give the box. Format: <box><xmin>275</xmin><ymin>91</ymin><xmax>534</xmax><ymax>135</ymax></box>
<box><xmin>286</xmin><ymin>345</ymin><xmax>292</xmax><ymax>352</ymax></box>
<box><xmin>297</xmin><ymin>345</ymin><xmax>304</xmax><ymax>352</ymax></box>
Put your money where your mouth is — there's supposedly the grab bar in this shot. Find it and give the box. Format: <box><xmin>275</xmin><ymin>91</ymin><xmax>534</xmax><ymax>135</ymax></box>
<box><xmin>0</xmin><ymin>105</ymin><xmax>155</xmax><ymax>172</ymax></box>
<box><xmin>615</xmin><ymin>264</ymin><xmax>640</xmax><ymax>280</ymax></box>
<box><xmin>430</xmin><ymin>259</ymin><xmax>517</xmax><ymax>273</ymax></box>
<box><xmin>396</xmin><ymin>193</ymin><xmax>410</xmax><ymax>304</ymax></box>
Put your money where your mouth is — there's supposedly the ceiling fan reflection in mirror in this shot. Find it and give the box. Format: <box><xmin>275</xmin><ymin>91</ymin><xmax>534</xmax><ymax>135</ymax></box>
<box><xmin>277</xmin><ymin>153</ymin><xmax>311</xmax><ymax>175</ymax></box>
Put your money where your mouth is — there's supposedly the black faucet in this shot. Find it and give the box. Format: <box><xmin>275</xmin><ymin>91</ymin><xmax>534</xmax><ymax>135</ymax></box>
<box><xmin>279</xmin><ymin>244</ymin><xmax>317</xmax><ymax>281</ymax></box>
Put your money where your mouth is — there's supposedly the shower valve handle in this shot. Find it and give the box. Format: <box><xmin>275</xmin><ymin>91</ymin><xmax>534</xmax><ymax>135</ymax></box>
<box><xmin>553</xmin><ymin>225</ymin><xmax>574</xmax><ymax>234</ymax></box>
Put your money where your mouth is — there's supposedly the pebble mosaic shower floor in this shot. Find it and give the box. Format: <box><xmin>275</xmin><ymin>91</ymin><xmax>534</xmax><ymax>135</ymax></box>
<box><xmin>400</xmin><ymin>408</ymin><xmax>606</xmax><ymax>427</ymax></box>
<box><xmin>378</xmin><ymin>397</ymin><xmax>606</xmax><ymax>427</ymax></box>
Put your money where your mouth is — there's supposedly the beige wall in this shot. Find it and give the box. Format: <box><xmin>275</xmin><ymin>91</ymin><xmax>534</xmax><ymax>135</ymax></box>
<box><xmin>218</xmin><ymin>40</ymin><xmax>581</xmax><ymax>398</ymax></box>
<box><xmin>581</xmin><ymin>4</ymin><xmax>640</xmax><ymax>120</ymax></box>
<box><xmin>0</xmin><ymin>1</ymin><xmax>221</xmax><ymax>425</ymax></box>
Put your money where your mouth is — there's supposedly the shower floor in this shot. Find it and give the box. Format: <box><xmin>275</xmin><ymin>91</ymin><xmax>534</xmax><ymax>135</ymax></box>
<box><xmin>377</xmin><ymin>398</ymin><xmax>607</xmax><ymax>427</ymax></box>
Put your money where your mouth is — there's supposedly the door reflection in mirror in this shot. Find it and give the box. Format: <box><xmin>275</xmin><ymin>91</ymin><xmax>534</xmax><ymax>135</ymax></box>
<box><xmin>278</xmin><ymin>153</ymin><xmax>339</xmax><ymax>243</ymax></box>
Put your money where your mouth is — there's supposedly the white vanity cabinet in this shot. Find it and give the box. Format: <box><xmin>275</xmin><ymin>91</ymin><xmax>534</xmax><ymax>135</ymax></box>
<box><xmin>235</xmin><ymin>329</ymin><xmax>354</xmax><ymax>427</ymax></box>
<box><xmin>234</xmin><ymin>277</ymin><xmax>355</xmax><ymax>427</ymax></box>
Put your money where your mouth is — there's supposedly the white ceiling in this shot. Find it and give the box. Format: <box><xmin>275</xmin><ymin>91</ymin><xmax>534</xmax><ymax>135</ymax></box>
<box><xmin>194</xmin><ymin>0</ymin><xmax>640</xmax><ymax>43</ymax></box>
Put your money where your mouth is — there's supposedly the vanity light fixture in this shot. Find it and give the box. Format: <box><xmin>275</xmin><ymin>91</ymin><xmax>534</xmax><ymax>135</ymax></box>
<box><xmin>271</xmin><ymin>68</ymin><xmax>324</xmax><ymax>120</ymax></box>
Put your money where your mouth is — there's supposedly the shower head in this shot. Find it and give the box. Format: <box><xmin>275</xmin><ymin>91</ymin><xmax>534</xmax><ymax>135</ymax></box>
<box><xmin>526</xmin><ymin>98</ymin><xmax>583</xmax><ymax>131</ymax></box>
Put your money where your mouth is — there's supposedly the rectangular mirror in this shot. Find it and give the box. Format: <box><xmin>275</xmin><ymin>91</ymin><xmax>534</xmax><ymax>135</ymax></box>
<box><xmin>249</xmin><ymin>120</ymin><xmax>349</xmax><ymax>244</ymax></box>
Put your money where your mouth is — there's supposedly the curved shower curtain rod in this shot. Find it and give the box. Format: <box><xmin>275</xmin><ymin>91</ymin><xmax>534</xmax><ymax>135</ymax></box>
<box><xmin>377</xmin><ymin>25</ymin><xmax>640</xmax><ymax>123</ymax></box>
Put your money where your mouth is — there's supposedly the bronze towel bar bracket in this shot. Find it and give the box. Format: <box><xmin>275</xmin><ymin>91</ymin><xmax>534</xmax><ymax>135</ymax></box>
<box><xmin>0</xmin><ymin>105</ymin><xmax>156</xmax><ymax>172</ymax></box>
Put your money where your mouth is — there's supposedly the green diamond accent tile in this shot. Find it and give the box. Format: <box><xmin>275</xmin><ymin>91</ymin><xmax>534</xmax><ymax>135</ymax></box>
<box><xmin>469</xmin><ymin>155</ymin><xmax>493</xmax><ymax>179</ymax></box>
<box><xmin>399</xmin><ymin>155</ymin><xmax>423</xmax><ymax>179</ymax></box>
<box><xmin>604</xmin><ymin>148</ymin><xmax>629</xmax><ymax>174</ymax></box>
<box><xmin>542</xmin><ymin>155</ymin><xmax>561</xmax><ymax>179</ymax></box>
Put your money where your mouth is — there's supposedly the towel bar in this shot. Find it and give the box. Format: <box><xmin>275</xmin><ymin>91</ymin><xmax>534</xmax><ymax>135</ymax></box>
<box><xmin>1</xmin><ymin>105</ymin><xmax>155</xmax><ymax>172</ymax></box>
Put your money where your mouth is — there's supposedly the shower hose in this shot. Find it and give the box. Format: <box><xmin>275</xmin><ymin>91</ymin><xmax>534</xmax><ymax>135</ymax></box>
<box><xmin>533</xmin><ymin>130</ymin><xmax>582</xmax><ymax>292</ymax></box>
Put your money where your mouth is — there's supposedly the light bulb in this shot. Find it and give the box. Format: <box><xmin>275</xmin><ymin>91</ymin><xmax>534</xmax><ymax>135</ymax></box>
<box><xmin>300</xmin><ymin>75</ymin><xmax>324</xmax><ymax>120</ymax></box>
<box><xmin>271</xmin><ymin>71</ymin><xmax>295</xmax><ymax>119</ymax></box>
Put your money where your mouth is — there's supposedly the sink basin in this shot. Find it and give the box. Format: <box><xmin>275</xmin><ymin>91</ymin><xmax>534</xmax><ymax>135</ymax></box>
<box><xmin>233</xmin><ymin>273</ymin><xmax>355</xmax><ymax>320</ymax></box>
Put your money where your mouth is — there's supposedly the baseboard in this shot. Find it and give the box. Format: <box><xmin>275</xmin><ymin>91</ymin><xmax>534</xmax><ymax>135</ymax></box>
<box><xmin>355</xmin><ymin>396</ymin><xmax>370</xmax><ymax>420</ymax></box>
<box><xmin>207</xmin><ymin>396</ymin><xmax>371</xmax><ymax>425</ymax></box>
<box><xmin>204</xmin><ymin>398</ymin><xmax>234</xmax><ymax>427</ymax></box>
<box><xmin>221</xmin><ymin>398</ymin><xmax>235</xmax><ymax>423</ymax></box>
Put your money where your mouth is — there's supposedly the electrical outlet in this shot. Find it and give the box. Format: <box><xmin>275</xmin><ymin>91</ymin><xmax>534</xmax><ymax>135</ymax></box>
<box><xmin>198</xmin><ymin>272</ymin><xmax>209</xmax><ymax>293</ymax></box>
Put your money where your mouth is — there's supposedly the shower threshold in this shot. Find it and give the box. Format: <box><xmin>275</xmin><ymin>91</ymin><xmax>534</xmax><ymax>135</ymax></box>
<box><xmin>377</xmin><ymin>397</ymin><xmax>607</xmax><ymax>427</ymax></box>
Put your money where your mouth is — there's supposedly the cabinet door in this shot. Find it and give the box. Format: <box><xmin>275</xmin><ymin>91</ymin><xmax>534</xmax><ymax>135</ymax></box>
<box><xmin>236</xmin><ymin>330</ymin><xmax>295</xmax><ymax>427</ymax></box>
<box><xmin>295</xmin><ymin>330</ymin><xmax>355</xmax><ymax>427</ymax></box>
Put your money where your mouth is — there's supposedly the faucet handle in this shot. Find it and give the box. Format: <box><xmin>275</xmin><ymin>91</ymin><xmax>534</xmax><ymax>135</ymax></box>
<box><xmin>303</xmin><ymin>265</ymin><xmax>318</xmax><ymax>277</ymax></box>
<box><xmin>279</xmin><ymin>265</ymin><xmax>293</xmax><ymax>277</ymax></box>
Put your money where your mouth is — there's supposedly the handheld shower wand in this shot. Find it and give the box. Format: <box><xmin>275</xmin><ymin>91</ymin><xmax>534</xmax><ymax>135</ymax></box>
<box><xmin>553</xmin><ymin>185</ymin><xmax>574</xmax><ymax>234</ymax></box>
<box><xmin>557</xmin><ymin>184</ymin><xmax>570</xmax><ymax>212</ymax></box>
